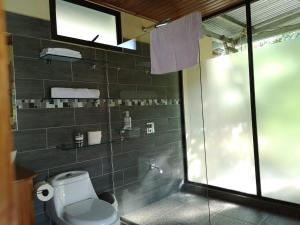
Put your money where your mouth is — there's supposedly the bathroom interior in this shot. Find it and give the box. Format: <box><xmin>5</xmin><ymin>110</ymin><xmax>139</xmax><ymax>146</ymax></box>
<box><xmin>1</xmin><ymin>0</ymin><xmax>300</xmax><ymax>224</ymax></box>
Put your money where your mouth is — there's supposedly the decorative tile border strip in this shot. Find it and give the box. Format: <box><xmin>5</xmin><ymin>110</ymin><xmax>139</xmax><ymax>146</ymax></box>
<box><xmin>16</xmin><ymin>98</ymin><xmax>181</xmax><ymax>109</ymax></box>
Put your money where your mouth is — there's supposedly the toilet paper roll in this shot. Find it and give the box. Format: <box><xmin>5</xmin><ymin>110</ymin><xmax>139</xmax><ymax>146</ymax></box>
<box><xmin>88</xmin><ymin>131</ymin><xmax>102</xmax><ymax>145</ymax></box>
<box><xmin>34</xmin><ymin>181</ymin><xmax>54</xmax><ymax>202</ymax></box>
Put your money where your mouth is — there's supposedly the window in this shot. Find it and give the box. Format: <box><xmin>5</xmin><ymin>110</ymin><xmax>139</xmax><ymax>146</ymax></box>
<box><xmin>183</xmin><ymin>5</ymin><xmax>257</xmax><ymax>194</ymax></box>
<box><xmin>50</xmin><ymin>0</ymin><xmax>122</xmax><ymax>50</ymax></box>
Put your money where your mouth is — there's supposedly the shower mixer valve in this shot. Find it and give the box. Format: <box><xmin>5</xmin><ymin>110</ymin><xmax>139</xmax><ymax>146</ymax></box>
<box><xmin>150</xmin><ymin>163</ymin><xmax>163</xmax><ymax>174</ymax></box>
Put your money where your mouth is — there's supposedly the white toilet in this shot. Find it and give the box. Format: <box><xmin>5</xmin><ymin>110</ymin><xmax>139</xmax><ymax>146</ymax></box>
<box><xmin>46</xmin><ymin>171</ymin><xmax>120</xmax><ymax>225</ymax></box>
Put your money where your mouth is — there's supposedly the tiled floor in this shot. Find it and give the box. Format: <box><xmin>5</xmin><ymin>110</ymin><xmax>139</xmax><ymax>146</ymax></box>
<box><xmin>122</xmin><ymin>192</ymin><xmax>300</xmax><ymax>225</ymax></box>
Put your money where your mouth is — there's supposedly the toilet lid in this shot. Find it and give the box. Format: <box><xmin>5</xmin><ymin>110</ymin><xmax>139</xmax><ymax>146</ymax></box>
<box><xmin>63</xmin><ymin>198</ymin><xmax>119</xmax><ymax>225</ymax></box>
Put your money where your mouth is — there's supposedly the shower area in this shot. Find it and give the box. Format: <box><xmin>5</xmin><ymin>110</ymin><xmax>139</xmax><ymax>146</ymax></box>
<box><xmin>122</xmin><ymin>0</ymin><xmax>300</xmax><ymax>224</ymax></box>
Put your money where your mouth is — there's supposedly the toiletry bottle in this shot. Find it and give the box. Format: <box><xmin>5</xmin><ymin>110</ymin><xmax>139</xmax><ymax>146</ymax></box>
<box><xmin>124</xmin><ymin>111</ymin><xmax>132</xmax><ymax>130</ymax></box>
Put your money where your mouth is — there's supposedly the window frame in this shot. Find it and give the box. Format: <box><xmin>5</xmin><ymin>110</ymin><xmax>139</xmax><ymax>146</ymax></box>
<box><xmin>49</xmin><ymin>0</ymin><xmax>123</xmax><ymax>51</ymax></box>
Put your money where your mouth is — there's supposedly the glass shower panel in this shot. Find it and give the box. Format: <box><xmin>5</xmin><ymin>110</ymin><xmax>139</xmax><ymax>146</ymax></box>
<box><xmin>201</xmin><ymin>50</ymin><xmax>256</xmax><ymax>194</ymax></box>
<box><xmin>251</xmin><ymin>0</ymin><xmax>300</xmax><ymax>204</ymax></box>
<box><xmin>183</xmin><ymin>36</ymin><xmax>213</xmax><ymax>184</ymax></box>
<box><xmin>254</xmin><ymin>38</ymin><xmax>300</xmax><ymax>203</ymax></box>
<box><xmin>184</xmin><ymin>6</ymin><xmax>257</xmax><ymax>194</ymax></box>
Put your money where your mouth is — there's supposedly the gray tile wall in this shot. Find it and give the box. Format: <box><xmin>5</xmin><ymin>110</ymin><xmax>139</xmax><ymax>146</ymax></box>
<box><xmin>7</xmin><ymin>12</ymin><xmax>184</xmax><ymax>224</ymax></box>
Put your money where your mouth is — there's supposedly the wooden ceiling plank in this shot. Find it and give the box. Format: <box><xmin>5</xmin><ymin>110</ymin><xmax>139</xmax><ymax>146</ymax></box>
<box><xmin>88</xmin><ymin>0</ymin><xmax>245</xmax><ymax>22</ymax></box>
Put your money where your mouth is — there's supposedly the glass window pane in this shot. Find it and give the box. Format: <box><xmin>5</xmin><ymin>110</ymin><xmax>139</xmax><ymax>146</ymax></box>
<box><xmin>184</xmin><ymin>6</ymin><xmax>257</xmax><ymax>194</ymax></box>
<box><xmin>202</xmin><ymin>50</ymin><xmax>256</xmax><ymax>194</ymax></box>
<box><xmin>252</xmin><ymin>0</ymin><xmax>300</xmax><ymax>203</ymax></box>
<box><xmin>56</xmin><ymin>0</ymin><xmax>118</xmax><ymax>46</ymax></box>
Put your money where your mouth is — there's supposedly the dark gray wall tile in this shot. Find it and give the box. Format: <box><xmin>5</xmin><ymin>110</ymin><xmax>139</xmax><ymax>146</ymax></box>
<box><xmin>153</xmin><ymin>105</ymin><xmax>181</xmax><ymax>118</ymax></box>
<box><xmin>122</xmin><ymin>136</ymin><xmax>155</xmax><ymax>153</ymax></box>
<box><xmin>12</xmin><ymin>35</ymin><xmax>41</xmax><ymax>58</ymax></box>
<box><xmin>118</xmin><ymin>69</ymin><xmax>151</xmax><ymax>85</ymax></box>
<box><xmin>13</xmin><ymin>129</ymin><xmax>46</xmax><ymax>152</ymax></box>
<box><xmin>107</xmin><ymin>67</ymin><xmax>118</xmax><ymax>84</ymax></box>
<box><xmin>155</xmin><ymin>130</ymin><xmax>183</xmax><ymax>146</ymax></box>
<box><xmin>34</xmin><ymin>198</ymin><xmax>46</xmax><ymax>216</ymax></box>
<box><xmin>123</xmin><ymin>166</ymin><xmax>142</xmax><ymax>185</ymax></box>
<box><xmin>167</xmin><ymin>117</ymin><xmax>182</xmax><ymax>130</ymax></box>
<box><xmin>119</xmin><ymin>105</ymin><xmax>180</xmax><ymax>121</ymax></box>
<box><xmin>18</xmin><ymin>108</ymin><xmax>74</xmax><ymax>129</ymax></box>
<box><xmin>119</xmin><ymin>106</ymin><xmax>153</xmax><ymax>120</ymax></box>
<box><xmin>111</xmin><ymin>142</ymin><xmax>122</xmax><ymax>155</ymax></box>
<box><xmin>16</xmin><ymin>148</ymin><xmax>76</xmax><ymax>171</ymax></box>
<box><xmin>118</xmin><ymin>105</ymin><xmax>180</xmax><ymax>121</ymax></box>
<box><xmin>137</xmin><ymin>85</ymin><xmax>166</xmax><ymax>98</ymax></box>
<box><xmin>72</xmin><ymin>61</ymin><xmax>107</xmax><ymax>83</ymax></box>
<box><xmin>15</xmin><ymin>79</ymin><xmax>44</xmax><ymax>99</ymax></box>
<box><xmin>113</xmin><ymin>151</ymin><xmax>140</xmax><ymax>171</ymax></box>
<box><xmin>14</xmin><ymin>56</ymin><xmax>72</xmax><ymax>80</ymax></box>
<box><xmin>49</xmin><ymin>158</ymin><xmax>103</xmax><ymax>178</ymax></box>
<box><xmin>167</xmin><ymin>86</ymin><xmax>180</xmax><ymax>98</ymax></box>
<box><xmin>135</xmin><ymin>56</ymin><xmax>151</xmax><ymax>71</ymax></box>
<box><xmin>110</xmin><ymin>107</ymin><xmax>121</xmax><ymax>122</ymax></box>
<box><xmin>151</xmin><ymin>72</ymin><xmax>180</xmax><ymax>86</ymax></box>
<box><xmin>33</xmin><ymin>170</ymin><xmax>49</xmax><ymax>183</ymax></box>
<box><xmin>107</xmin><ymin>52</ymin><xmax>135</xmax><ymax>69</ymax></box>
<box><xmin>47</xmin><ymin>126</ymin><xmax>77</xmax><ymax>148</ymax></box>
<box><xmin>113</xmin><ymin>170</ymin><xmax>124</xmax><ymax>187</ymax></box>
<box><xmin>110</xmin><ymin>122</ymin><xmax>123</xmax><ymax>140</ymax></box>
<box><xmin>43</xmin><ymin>80</ymin><xmax>98</xmax><ymax>99</ymax></box>
<box><xmin>108</xmin><ymin>84</ymin><xmax>137</xmax><ymax>99</ymax></box>
<box><xmin>102</xmin><ymin>156</ymin><xmax>113</xmax><ymax>174</ymax></box>
<box><xmin>95</xmin><ymin>49</ymin><xmax>107</xmax><ymax>61</ymax></box>
<box><xmin>35</xmin><ymin>213</ymin><xmax>51</xmax><ymax>225</ymax></box>
<box><xmin>6</xmin><ymin>12</ymin><xmax>51</xmax><ymax>39</ymax></box>
<box><xmin>77</xmin><ymin>144</ymin><xmax>110</xmax><ymax>162</ymax></box>
<box><xmin>75</xmin><ymin>107</ymin><xmax>108</xmax><ymax>125</ymax></box>
<box><xmin>92</xmin><ymin>174</ymin><xmax>113</xmax><ymax>193</ymax></box>
<box><xmin>141</xmin><ymin>42</ymin><xmax>150</xmax><ymax>57</ymax></box>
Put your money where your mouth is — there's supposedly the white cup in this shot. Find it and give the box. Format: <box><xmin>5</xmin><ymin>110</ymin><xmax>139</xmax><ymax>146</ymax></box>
<box><xmin>88</xmin><ymin>131</ymin><xmax>102</xmax><ymax>145</ymax></box>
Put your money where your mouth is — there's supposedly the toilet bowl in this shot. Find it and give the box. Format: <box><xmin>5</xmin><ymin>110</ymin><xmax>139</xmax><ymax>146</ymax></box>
<box><xmin>46</xmin><ymin>171</ymin><xmax>120</xmax><ymax>225</ymax></box>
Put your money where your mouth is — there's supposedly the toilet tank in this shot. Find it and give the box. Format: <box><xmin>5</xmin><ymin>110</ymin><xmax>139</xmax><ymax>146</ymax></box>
<box><xmin>47</xmin><ymin>171</ymin><xmax>98</xmax><ymax>218</ymax></box>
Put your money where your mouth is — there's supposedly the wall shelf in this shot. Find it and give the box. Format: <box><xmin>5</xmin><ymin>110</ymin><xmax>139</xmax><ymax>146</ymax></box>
<box><xmin>56</xmin><ymin>138</ymin><xmax>124</xmax><ymax>151</ymax></box>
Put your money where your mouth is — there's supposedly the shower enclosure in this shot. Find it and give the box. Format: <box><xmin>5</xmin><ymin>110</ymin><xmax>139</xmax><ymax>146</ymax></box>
<box><xmin>184</xmin><ymin>0</ymin><xmax>300</xmax><ymax>207</ymax></box>
<box><xmin>122</xmin><ymin>0</ymin><xmax>300</xmax><ymax>224</ymax></box>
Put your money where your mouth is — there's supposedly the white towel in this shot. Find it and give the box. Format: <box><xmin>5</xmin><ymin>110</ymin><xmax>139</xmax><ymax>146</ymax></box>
<box><xmin>150</xmin><ymin>12</ymin><xmax>202</xmax><ymax>74</ymax></box>
<box><xmin>51</xmin><ymin>87</ymin><xmax>100</xmax><ymax>99</ymax></box>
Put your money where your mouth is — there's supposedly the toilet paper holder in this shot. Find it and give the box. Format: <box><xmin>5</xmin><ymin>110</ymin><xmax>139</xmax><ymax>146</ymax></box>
<box><xmin>34</xmin><ymin>181</ymin><xmax>54</xmax><ymax>202</ymax></box>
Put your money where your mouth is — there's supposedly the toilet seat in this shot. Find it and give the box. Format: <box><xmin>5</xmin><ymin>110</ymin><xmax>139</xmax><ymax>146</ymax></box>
<box><xmin>63</xmin><ymin>198</ymin><xmax>119</xmax><ymax>225</ymax></box>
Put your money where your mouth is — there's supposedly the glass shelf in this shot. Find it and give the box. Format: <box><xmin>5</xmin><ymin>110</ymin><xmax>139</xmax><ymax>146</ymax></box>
<box><xmin>40</xmin><ymin>54</ymin><xmax>109</xmax><ymax>65</ymax></box>
<box><xmin>57</xmin><ymin>138</ymin><xmax>123</xmax><ymax>151</ymax></box>
<box><xmin>40</xmin><ymin>54</ymin><xmax>150</xmax><ymax>69</ymax></box>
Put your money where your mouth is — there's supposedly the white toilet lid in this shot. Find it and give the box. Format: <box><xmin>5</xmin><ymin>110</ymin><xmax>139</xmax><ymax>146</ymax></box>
<box><xmin>63</xmin><ymin>198</ymin><xmax>119</xmax><ymax>225</ymax></box>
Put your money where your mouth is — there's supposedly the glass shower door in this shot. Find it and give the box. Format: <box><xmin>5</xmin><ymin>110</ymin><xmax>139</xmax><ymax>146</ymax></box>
<box><xmin>183</xmin><ymin>5</ymin><xmax>257</xmax><ymax>194</ymax></box>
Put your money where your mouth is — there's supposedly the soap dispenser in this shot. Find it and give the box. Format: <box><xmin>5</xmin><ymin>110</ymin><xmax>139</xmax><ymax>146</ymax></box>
<box><xmin>123</xmin><ymin>111</ymin><xmax>132</xmax><ymax>130</ymax></box>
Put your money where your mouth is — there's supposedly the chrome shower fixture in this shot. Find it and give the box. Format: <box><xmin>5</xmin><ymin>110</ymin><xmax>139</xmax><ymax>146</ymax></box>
<box><xmin>150</xmin><ymin>163</ymin><xmax>163</xmax><ymax>174</ymax></box>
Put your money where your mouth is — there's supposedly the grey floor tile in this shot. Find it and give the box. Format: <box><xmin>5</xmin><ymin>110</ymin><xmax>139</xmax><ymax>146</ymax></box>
<box><xmin>120</xmin><ymin>190</ymin><xmax>300</xmax><ymax>225</ymax></box>
<box><xmin>261</xmin><ymin>213</ymin><xmax>300</xmax><ymax>225</ymax></box>
<box><xmin>215</xmin><ymin>203</ymin><xmax>267</xmax><ymax>224</ymax></box>
<box><xmin>123</xmin><ymin>197</ymin><xmax>183</xmax><ymax>225</ymax></box>
<box><xmin>207</xmin><ymin>214</ymin><xmax>255</xmax><ymax>225</ymax></box>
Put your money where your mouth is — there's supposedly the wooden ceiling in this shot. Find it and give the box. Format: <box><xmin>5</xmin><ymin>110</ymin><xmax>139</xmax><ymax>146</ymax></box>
<box><xmin>88</xmin><ymin>0</ymin><xmax>244</xmax><ymax>22</ymax></box>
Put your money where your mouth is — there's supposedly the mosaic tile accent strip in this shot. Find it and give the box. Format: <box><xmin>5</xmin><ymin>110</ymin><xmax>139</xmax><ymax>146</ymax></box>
<box><xmin>16</xmin><ymin>99</ymin><xmax>181</xmax><ymax>109</ymax></box>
